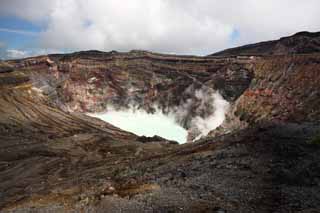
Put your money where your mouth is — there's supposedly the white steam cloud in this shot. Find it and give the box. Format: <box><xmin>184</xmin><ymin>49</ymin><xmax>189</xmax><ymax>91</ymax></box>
<box><xmin>89</xmin><ymin>87</ymin><xmax>229</xmax><ymax>143</ymax></box>
<box><xmin>170</xmin><ymin>88</ymin><xmax>229</xmax><ymax>141</ymax></box>
<box><xmin>192</xmin><ymin>92</ymin><xmax>229</xmax><ymax>140</ymax></box>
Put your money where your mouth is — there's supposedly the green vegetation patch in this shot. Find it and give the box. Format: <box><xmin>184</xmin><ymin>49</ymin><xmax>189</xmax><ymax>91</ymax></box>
<box><xmin>308</xmin><ymin>133</ymin><xmax>320</xmax><ymax>145</ymax></box>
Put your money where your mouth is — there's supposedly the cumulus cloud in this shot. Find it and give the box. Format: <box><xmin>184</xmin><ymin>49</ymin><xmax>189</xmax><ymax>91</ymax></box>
<box><xmin>3</xmin><ymin>48</ymin><xmax>60</xmax><ymax>59</ymax></box>
<box><xmin>0</xmin><ymin>28</ymin><xmax>37</xmax><ymax>36</ymax></box>
<box><xmin>6</xmin><ymin>49</ymin><xmax>29</xmax><ymax>59</ymax></box>
<box><xmin>0</xmin><ymin>0</ymin><xmax>56</xmax><ymax>23</ymax></box>
<box><xmin>1</xmin><ymin>0</ymin><xmax>320</xmax><ymax>55</ymax></box>
<box><xmin>36</xmin><ymin>0</ymin><xmax>233</xmax><ymax>54</ymax></box>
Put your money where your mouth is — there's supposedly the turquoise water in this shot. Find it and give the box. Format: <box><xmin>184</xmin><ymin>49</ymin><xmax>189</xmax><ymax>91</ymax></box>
<box><xmin>89</xmin><ymin>109</ymin><xmax>188</xmax><ymax>144</ymax></box>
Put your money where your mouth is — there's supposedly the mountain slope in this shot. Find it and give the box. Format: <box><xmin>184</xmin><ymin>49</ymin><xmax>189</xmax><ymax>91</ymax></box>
<box><xmin>211</xmin><ymin>31</ymin><xmax>320</xmax><ymax>56</ymax></box>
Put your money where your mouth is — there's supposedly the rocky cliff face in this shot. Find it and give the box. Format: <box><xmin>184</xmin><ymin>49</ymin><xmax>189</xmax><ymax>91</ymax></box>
<box><xmin>1</xmin><ymin>32</ymin><xmax>320</xmax><ymax>212</ymax></box>
<box><xmin>235</xmin><ymin>55</ymin><xmax>320</xmax><ymax>123</ymax></box>
<box><xmin>8</xmin><ymin>50</ymin><xmax>320</xmax><ymax>140</ymax></box>
<box><xmin>8</xmin><ymin>51</ymin><xmax>253</xmax><ymax>141</ymax></box>
<box><xmin>210</xmin><ymin>54</ymin><xmax>320</xmax><ymax>137</ymax></box>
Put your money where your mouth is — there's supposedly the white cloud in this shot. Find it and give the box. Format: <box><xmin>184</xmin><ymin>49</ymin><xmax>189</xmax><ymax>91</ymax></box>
<box><xmin>1</xmin><ymin>0</ymin><xmax>320</xmax><ymax>55</ymax></box>
<box><xmin>37</xmin><ymin>0</ymin><xmax>233</xmax><ymax>54</ymax></box>
<box><xmin>0</xmin><ymin>0</ymin><xmax>56</xmax><ymax>23</ymax></box>
<box><xmin>0</xmin><ymin>42</ymin><xmax>5</xmax><ymax>49</ymax></box>
<box><xmin>6</xmin><ymin>49</ymin><xmax>29</xmax><ymax>59</ymax></box>
<box><xmin>4</xmin><ymin>48</ymin><xmax>60</xmax><ymax>59</ymax></box>
<box><xmin>0</xmin><ymin>28</ymin><xmax>37</xmax><ymax>36</ymax></box>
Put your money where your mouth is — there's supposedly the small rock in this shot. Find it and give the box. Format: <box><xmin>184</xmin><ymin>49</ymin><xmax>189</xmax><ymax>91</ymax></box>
<box><xmin>108</xmin><ymin>186</ymin><xmax>115</xmax><ymax>192</ymax></box>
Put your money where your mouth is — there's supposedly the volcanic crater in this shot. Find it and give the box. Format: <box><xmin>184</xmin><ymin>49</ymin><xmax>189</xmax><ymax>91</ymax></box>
<box><xmin>0</xmin><ymin>31</ymin><xmax>320</xmax><ymax>212</ymax></box>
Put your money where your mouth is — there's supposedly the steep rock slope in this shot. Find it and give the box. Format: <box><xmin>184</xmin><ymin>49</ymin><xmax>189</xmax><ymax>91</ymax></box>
<box><xmin>236</xmin><ymin>55</ymin><xmax>320</xmax><ymax>123</ymax></box>
<box><xmin>212</xmin><ymin>54</ymin><xmax>320</xmax><ymax>137</ymax></box>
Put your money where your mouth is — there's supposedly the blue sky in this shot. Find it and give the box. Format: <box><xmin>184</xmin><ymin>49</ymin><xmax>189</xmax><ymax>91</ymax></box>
<box><xmin>0</xmin><ymin>0</ymin><xmax>319</xmax><ymax>59</ymax></box>
<box><xmin>0</xmin><ymin>16</ymin><xmax>39</xmax><ymax>48</ymax></box>
<box><xmin>0</xmin><ymin>16</ymin><xmax>43</xmax><ymax>59</ymax></box>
